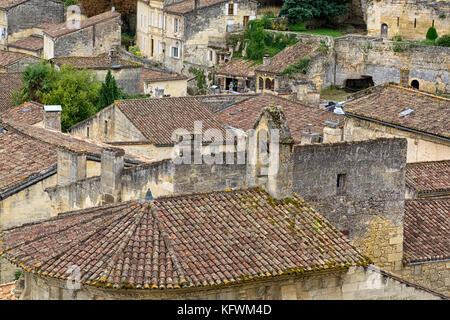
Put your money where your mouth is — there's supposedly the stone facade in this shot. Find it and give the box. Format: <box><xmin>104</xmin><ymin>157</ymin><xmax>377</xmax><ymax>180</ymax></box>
<box><xmin>292</xmin><ymin>138</ymin><xmax>408</xmax><ymax>272</ymax></box>
<box><xmin>0</xmin><ymin>54</ymin><xmax>39</xmax><ymax>72</ymax></box>
<box><xmin>366</xmin><ymin>0</ymin><xmax>450</xmax><ymax>41</ymax></box>
<box><xmin>17</xmin><ymin>265</ymin><xmax>445</xmax><ymax>300</ymax></box>
<box><xmin>136</xmin><ymin>0</ymin><xmax>257</xmax><ymax>74</ymax></box>
<box><xmin>402</xmin><ymin>261</ymin><xmax>450</xmax><ymax>297</ymax></box>
<box><xmin>0</xmin><ymin>0</ymin><xmax>64</xmax><ymax>50</ymax></box>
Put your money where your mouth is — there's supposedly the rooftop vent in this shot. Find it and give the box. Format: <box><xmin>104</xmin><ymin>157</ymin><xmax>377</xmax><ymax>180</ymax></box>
<box><xmin>21</xmin><ymin>107</ymin><xmax>32</xmax><ymax>112</ymax></box>
<box><xmin>324</xmin><ymin>119</ymin><xmax>340</xmax><ymax>128</ymax></box>
<box><xmin>399</xmin><ymin>109</ymin><xmax>414</xmax><ymax>117</ymax></box>
<box><xmin>230</xmin><ymin>109</ymin><xmax>243</xmax><ymax>115</ymax></box>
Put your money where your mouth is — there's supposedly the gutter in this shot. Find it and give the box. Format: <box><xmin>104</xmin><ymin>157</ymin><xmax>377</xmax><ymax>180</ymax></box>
<box><xmin>346</xmin><ymin>112</ymin><xmax>450</xmax><ymax>143</ymax></box>
<box><xmin>407</xmin><ymin>258</ymin><xmax>450</xmax><ymax>266</ymax></box>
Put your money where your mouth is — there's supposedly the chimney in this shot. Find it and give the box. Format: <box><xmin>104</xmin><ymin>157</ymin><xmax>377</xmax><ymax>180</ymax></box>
<box><xmin>109</xmin><ymin>49</ymin><xmax>120</xmax><ymax>67</ymax></box>
<box><xmin>323</xmin><ymin>121</ymin><xmax>343</xmax><ymax>143</ymax></box>
<box><xmin>400</xmin><ymin>69</ymin><xmax>410</xmax><ymax>87</ymax></box>
<box><xmin>300</xmin><ymin>124</ymin><xmax>321</xmax><ymax>145</ymax></box>
<box><xmin>263</xmin><ymin>54</ymin><xmax>270</xmax><ymax>66</ymax></box>
<box><xmin>43</xmin><ymin>105</ymin><xmax>62</xmax><ymax>131</ymax></box>
<box><xmin>194</xmin><ymin>0</ymin><xmax>200</xmax><ymax>10</ymax></box>
<box><xmin>57</xmin><ymin>148</ymin><xmax>87</xmax><ymax>185</ymax></box>
<box><xmin>101</xmin><ymin>148</ymin><xmax>124</xmax><ymax>204</ymax></box>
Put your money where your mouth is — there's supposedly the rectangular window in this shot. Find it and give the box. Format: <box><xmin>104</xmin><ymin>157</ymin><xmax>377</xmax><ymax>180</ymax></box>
<box><xmin>174</xmin><ymin>18</ymin><xmax>180</xmax><ymax>33</ymax></box>
<box><xmin>397</xmin><ymin>17</ymin><xmax>399</xmax><ymax>27</ymax></box>
<box><xmin>104</xmin><ymin>120</ymin><xmax>108</xmax><ymax>135</ymax></box>
<box><xmin>414</xmin><ymin>18</ymin><xmax>417</xmax><ymax>28</ymax></box>
<box><xmin>163</xmin><ymin>15</ymin><xmax>166</xmax><ymax>30</ymax></box>
<box><xmin>87</xmin><ymin>127</ymin><xmax>90</xmax><ymax>138</ymax></box>
<box><xmin>337</xmin><ymin>173</ymin><xmax>346</xmax><ymax>194</ymax></box>
<box><xmin>209</xmin><ymin>50</ymin><xmax>213</xmax><ymax>61</ymax></box>
<box><xmin>228</xmin><ymin>3</ymin><xmax>234</xmax><ymax>15</ymax></box>
<box><xmin>152</xmin><ymin>12</ymin><xmax>155</xmax><ymax>26</ymax></box>
<box><xmin>158</xmin><ymin>14</ymin><xmax>162</xmax><ymax>28</ymax></box>
<box><xmin>171</xmin><ymin>46</ymin><xmax>179</xmax><ymax>58</ymax></box>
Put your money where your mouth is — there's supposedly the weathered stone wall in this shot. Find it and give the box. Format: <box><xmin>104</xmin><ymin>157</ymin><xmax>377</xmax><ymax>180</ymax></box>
<box><xmin>18</xmin><ymin>265</ymin><xmax>445</xmax><ymax>300</ymax></box>
<box><xmin>344</xmin><ymin>116</ymin><xmax>450</xmax><ymax>163</ymax></box>
<box><xmin>143</xmin><ymin>79</ymin><xmax>187</xmax><ymax>97</ymax></box>
<box><xmin>402</xmin><ymin>261</ymin><xmax>450</xmax><ymax>296</ymax></box>
<box><xmin>6</xmin><ymin>0</ymin><xmax>64</xmax><ymax>37</ymax></box>
<box><xmin>0</xmin><ymin>259</ymin><xmax>20</xmax><ymax>284</ymax></box>
<box><xmin>292</xmin><ymin>138</ymin><xmax>408</xmax><ymax>272</ymax></box>
<box><xmin>95</xmin><ymin>67</ymin><xmax>142</xmax><ymax>95</ymax></box>
<box><xmin>366</xmin><ymin>0</ymin><xmax>450</xmax><ymax>40</ymax></box>
<box><xmin>49</xmin><ymin>16</ymin><xmax>121</xmax><ymax>58</ymax></box>
<box><xmin>4</xmin><ymin>55</ymin><xmax>40</xmax><ymax>73</ymax></box>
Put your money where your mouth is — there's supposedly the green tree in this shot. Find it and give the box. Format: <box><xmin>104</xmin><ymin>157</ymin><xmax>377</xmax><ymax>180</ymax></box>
<box><xmin>426</xmin><ymin>26</ymin><xmax>438</xmax><ymax>41</ymax></box>
<box><xmin>436</xmin><ymin>34</ymin><xmax>450</xmax><ymax>47</ymax></box>
<box><xmin>279</xmin><ymin>0</ymin><xmax>351</xmax><ymax>24</ymax></box>
<box><xmin>245</xmin><ymin>19</ymin><xmax>266</xmax><ymax>61</ymax></box>
<box><xmin>12</xmin><ymin>61</ymin><xmax>57</xmax><ymax>105</ymax></box>
<box><xmin>98</xmin><ymin>70</ymin><xmax>121</xmax><ymax>111</ymax></box>
<box><xmin>41</xmin><ymin>65</ymin><xmax>101</xmax><ymax>131</ymax></box>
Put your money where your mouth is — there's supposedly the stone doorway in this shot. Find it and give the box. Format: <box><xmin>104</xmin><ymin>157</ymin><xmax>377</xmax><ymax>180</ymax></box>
<box><xmin>411</xmin><ymin>80</ymin><xmax>420</xmax><ymax>90</ymax></box>
<box><xmin>381</xmin><ymin>23</ymin><xmax>388</xmax><ymax>38</ymax></box>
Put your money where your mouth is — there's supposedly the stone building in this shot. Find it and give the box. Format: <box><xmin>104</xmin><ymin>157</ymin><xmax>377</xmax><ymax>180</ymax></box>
<box><xmin>215</xmin><ymin>58</ymin><xmax>257</xmax><ymax>92</ymax></box>
<box><xmin>43</xmin><ymin>10</ymin><xmax>121</xmax><ymax>60</ymax></box>
<box><xmin>342</xmin><ymin>84</ymin><xmax>450</xmax><ymax>163</ymax></box>
<box><xmin>366</xmin><ymin>0</ymin><xmax>450</xmax><ymax>41</ymax></box>
<box><xmin>0</xmin><ymin>104</ymin><xmax>448</xmax><ymax>300</ymax></box>
<box><xmin>140</xmin><ymin>68</ymin><xmax>188</xmax><ymax>97</ymax></box>
<box><xmin>0</xmin><ymin>0</ymin><xmax>64</xmax><ymax>50</ymax></box>
<box><xmin>68</xmin><ymin>96</ymin><xmax>228</xmax><ymax>161</ymax></box>
<box><xmin>136</xmin><ymin>0</ymin><xmax>258</xmax><ymax>74</ymax></box>
<box><xmin>0</xmin><ymin>49</ymin><xmax>38</xmax><ymax>72</ymax></box>
<box><xmin>0</xmin><ymin>72</ymin><xmax>22</xmax><ymax>112</ymax></box>
<box><xmin>7</xmin><ymin>35</ymin><xmax>44</xmax><ymax>57</ymax></box>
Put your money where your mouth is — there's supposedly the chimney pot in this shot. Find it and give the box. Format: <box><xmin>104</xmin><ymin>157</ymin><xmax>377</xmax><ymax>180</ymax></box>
<box><xmin>263</xmin><ymin>54</ymin><xmax>270</xmax><ymax>66</ymax></box>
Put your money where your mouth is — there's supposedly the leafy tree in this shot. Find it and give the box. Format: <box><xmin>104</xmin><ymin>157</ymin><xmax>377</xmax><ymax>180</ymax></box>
<box><xmin>11</xmin><ymin>61</ymin><xmax>57</xmax><ymax>105</ymax></box>
<box><xmin>245</xmin><ymin>20</ymin><xmax>266</xmax><ymax>61</ymax></box>
<box><xmin>436</xmin><ymin>34</ymin><xmax>450</xmax><ymax>47</ymax></box>
<box><xmin>80</xmin><ymin>0</ymin><xmax>109</xmax><ymax>17</ymax></box>
<box><xmin>279</xmin><ymin>0</ymin><xmax>351</xmax><ymax>24</ymax></box>
<box><xmin>98</xmin><ymin>70</ymin><xmax>121</xmax><ymax>111</ymax></box>
<box><xmin>426</xmin><ymin>26</ymin><xmax>438</xmax><ymax>41</ymax></box>
<box><xmin>40</xmin><ymin>65</ymin><xmax>101</xmax><ymax>131</ymax></box>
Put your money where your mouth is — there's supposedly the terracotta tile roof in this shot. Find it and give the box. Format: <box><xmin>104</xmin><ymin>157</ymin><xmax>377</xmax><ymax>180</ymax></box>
<box><xmin>51</xmin><ymin>55</ymin><xmax>141</xmax><ymax>70</ymax></box>
<box><xmin>165</xmin><ymin>0</ymin><xmax>226</xmax><ymax>14</ymax></box>
<box><xmin>406</xmin><ymin>161</ymin><xmax>450</xmax><ymax>197</ymax></box>
<box><xmin>343</xmin><ymin>85</ymin><xmax>450</xmax><ymax>139</ymax></box>
<box><xmin>0</xmin><ymin>72</ymin><xmax>22</xmax><ymax>113</ymax></box>
<box><xmin>44</xmin><ymin>10</ymin><xmax>120</xmax><ymax>38</ymax></box>
<box><xmin>0</xmin><ymin>50</ymin><xmax>27</xmax><ymax>67</ymax></box>
<box><xmin>140</xmin><ymin>68</ymin><xmax>188</xmax><ymax>83</ymax></box>
<box><xmin>0</xmin><ymin>0</ymin><xmax>28</xmax><ymax>9</ymax></box>
<box><xmin>0</xmin><ymin>188</ymin><xmax>369</xmax><ymax>290</ymax></box>
<box><xmin>1</xmin><ymin>101</ymin><xmax>44</xmax><ymax>125</ymax></box>
<box><xmin>216</xmin><ymin>94</ymin><xmax>343</xmax><ymax>142</ymax></box>
<box><xmin>0</xmin><ymin>282</ymin><xmax>17</xmax><ymax>300</ymax></box>
<box><xmin>255</xmin><ymin>42</ymin><xmax>317</xmax><ymax>75</ymax></box>
<box><xmin>8</xmin><ymin>35</ymin><xmax>43</xmax><ymax>52</ymax></box>
<box><xmin>0</xmin><ymin>125</ymin><xmax>57</xmax><ymax>196</ymax></box>
<box><xmin>404</xmin><ymin>198</ymin><xmax>450</xmax><ymax>263</ymax></box>
<box><xmin>216</xmin><ymin>59</ymin><xmax>259</xmax><ymax>78</ymax></box>
<box><xmin>116</xmin><ymin>97</ymin><xmax>227</xmax><ymax>145</ymax></box>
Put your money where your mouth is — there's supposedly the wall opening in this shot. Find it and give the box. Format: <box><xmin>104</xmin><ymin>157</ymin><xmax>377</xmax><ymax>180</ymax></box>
<box><xmin>414</xmin><ymin>18</ymin><xmax>417</xmax><ymax>28</ymax></box>
<box><xmin>344</xmin><ymin>76</ymin><xmax>374</xmax><ymax>92</ymax></box>
<box><xmin>411</xmin><ymin>80</ymin><xmax>419</xmax><ymax>90</ymax></box>
<box><xmin>337</xmin><ymin>173</ymin><xmax>347</xmax><ymax>194</ymax></box>
<box><xmin>381</xmin><ymin>23</ymin><xmax>388</xmax><ymax>38</ymax></box>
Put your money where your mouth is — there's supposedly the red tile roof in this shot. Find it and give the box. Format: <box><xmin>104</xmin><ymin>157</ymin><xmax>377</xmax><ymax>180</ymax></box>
<box><xmin>0</xmin><ymin>188</ymin><xmax>369</xmax><ymax>290</ymax></box>
<box><xmin>404</xmin><ymin>198</ymin><xmax>450</xmax><ymax>263</ymax></box>
<box><xmin>116</xmin><ymin>97</ymin><xmax>227</xmax><ymax>145</ymax></box>
<box><xmin>44</xmin><ymin>10</ymin><xmax>120</xmax><ymax>38</ymax></box>
<box><xmin>1</xmin><ymin>101</ymin><xmax>44</xmax><ymax>125</ymax></box>
<box><xmin>255</xmin><ymin>42</ymin><xmax>317</xmax><ymax>75</ymax></box>
<box><xmin>344</xmin><ymin>85</ymin><xmax>450</xmax><ymax>139</ymax></box>
<box><xmin>406</xmin><ymin>161</ymin><xmax>450</xmax><ymax>197</ymax></box>
<box><xmin>51</xmin><ymin>55</ymin><xmax>141</xmax><ymax>70</ymax></box>
<box><xmin>0</xmin><ymin>50</ymin><xmax>27</xmax><ymax>67</ymax></box>
<box><xmin>8</xmin><ymin>35</ymin><xmax>43</xmax><ymax>52</ymax></box>
<box><xmin>165</xmin><ymin>0</ymin><xmax>226</xmax><ymax>14</ymax></box>
<box><xmin>140</xmin><ymin>68</ymin><xmax>188</xmax><ymax>83</ymax></box>
<box><xmin>216</xmin><ymin>59</ymin><xmax>259</xmax><ymax>78</ymax></box>
<box><xmin>216</xmin><ymin>94</ymin><xmax>343</xmax><ymax>142</ymax></box>
<box><xmin>0</xmin><ymin>72</ymin><xmax>22</xmax><ymax>113</ymax></box>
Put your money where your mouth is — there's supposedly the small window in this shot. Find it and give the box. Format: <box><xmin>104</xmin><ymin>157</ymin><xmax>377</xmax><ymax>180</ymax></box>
<box><xmin>432</xmin><ymin>20</ymin><xmax>434</xmax><ymax>27</ymax></box>
<box><xmin>171</xmin><ymin>46</ymin><xmax>179</xmax><ymax>58</ymax></box>
<box><xmin>414</xmin><ymin>18</ymin><xmax>417</xmax><ymax>28</ymax></box>
<box><xmin>337</xmin><ymin>173</ymin><xmax>346</xmax><ymax>194</ymax></box>
<box><xmin>104</xmin><ymin>120</ymin><xmax>108</xmax><ymax>135</ymax></box>
<box><xmin>228</xmin><ymin>3</ymin><xmax>234</xmax><ymax>15</ymax></box>
<box><xmin>397</xmin><ymin>17</ymin><xmax>399</xmax><ymax>27</ymax></box>
<box><xmin>87</xmin><ymin>127</ymin><xmax>90</xmax><ymax>138</ymax></box>
<box><xmin>209</xmin><ymin>50</ymin><xmax>213</xmax><ymax>61</ymax></box>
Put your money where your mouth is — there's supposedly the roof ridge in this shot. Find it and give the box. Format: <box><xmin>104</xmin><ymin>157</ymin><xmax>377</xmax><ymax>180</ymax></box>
<box><xmin>392</xmin><ymin>85</ymin><xmax>450</xmax><ymax>101</ymax></box>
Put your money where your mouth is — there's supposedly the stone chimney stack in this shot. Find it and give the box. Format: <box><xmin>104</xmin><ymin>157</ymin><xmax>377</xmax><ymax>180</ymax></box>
<box><xmin>194</xmin><ymin>0</ymin><xmax>200</xmax><ymax>10</ymax></box>
<box><xmin>101</xmin><ymin>148</ymin><xmax>124</xmax><ymax>204</ymax></box>
<box><xmin>109</xmin><ymin>49</ymin><xmax>120</xmax><ymax>67</ymax></box>
<box><xmin>400</xmin><ymin>69</ymin><xmax>410</xmax><ymax>87</ymax></box>
<box><xmin>300</xmin><ymin>124</ymin><xmax>321</xmax><ymax>145</ymax></box>
<box><xmin>43</xmin><ymin>105</ymin><xmax>62</xmax><ymax>131</ymax></box>
<box><xmin>263</xmin><ymin>54</ymin><xmax>270</xmax><ymax>66</ymax></box>
<box><xmin>57</xmin><ymin>148</ymin><xmax>87</xmax><ymax>185</ymax></box>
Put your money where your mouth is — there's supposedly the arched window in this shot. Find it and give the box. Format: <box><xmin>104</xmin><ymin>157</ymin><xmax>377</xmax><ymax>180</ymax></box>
<box><xmin>258</xmin><ymin>77</ymin><xmax>264</xmax><ymax>90</ymax></box>
<box><xmin>257</xmin><ymin>129</ymin><xmax>270</xmax><ymax>176</ymax></box>
<box><xmin>411</xmin><ymin>80</ymin><xmax>419</xmax><ymax>90</ymax></box>
<box><xmin>381</xmin><ymin>23</ymin><xmax>388</xmax><ymax>38</ymax></box>
<box><xmin>265</xmin><ymin>78</ymin><xmax>274</xmax><ymax>90</ymax></box>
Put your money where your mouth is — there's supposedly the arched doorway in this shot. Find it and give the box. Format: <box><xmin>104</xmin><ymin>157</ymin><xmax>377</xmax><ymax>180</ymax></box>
<box><xmin>411</xmin><ymin>80</ymin><xmax>419</xmax><ymax>90</ymax></box>
<box><xmin>381</xmin><ymin>23</ymin><xmax>388</xmax><ymax>38</ymax></box>
<box><xmin>265</xmin><ymin>78</ymin><xmax>274</xmax><ymax>91</ymax></box>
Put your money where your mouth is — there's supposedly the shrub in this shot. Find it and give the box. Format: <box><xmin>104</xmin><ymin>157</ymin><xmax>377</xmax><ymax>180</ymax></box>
<box><xmin>129</xmin><ymin>45</ymin><xmax>142</xmax><ymax>57</ymax></box>
<box><xmin>14</xmin><ymin>270</ymin><xmax>22</xmax><ymax>281</ymax></box>
<box><xmin>436</xmin><ymin>34</ymin><xmax>450</xmax><ymax>47</ymax></box>
<box><xmin>426</xmin><ymin>26</ymin><xmax>438</xmax><ymax>41</ymax></box>
<box><xmin>281</xmin><ymin>57</ymin><xmax>311</xmax><ymax>75</ymax></box>
<box><xmin>393</xmin><ymin>43</ymin><xmax>408</xmax><ymax>52</ymax></box>
<box><xmin>316</xmin><ymin>40</ymin><xmax>328</xmax><ymax>54</ymax></box>
<box><xmin>392</xmin><ymin>35</ymin><xmax>403</xmax><ymax>42</ymax></box>
<box><xmin>121</xmin><ymin>33</ymin><xmax>135</xmax><ymax>49</ymax></box>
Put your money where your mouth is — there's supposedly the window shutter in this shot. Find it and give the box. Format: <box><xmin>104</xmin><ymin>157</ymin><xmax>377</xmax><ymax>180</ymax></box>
<box><xmin>152</xmin><ymin>12</ymin><xmax>154</xmax><ymax>26</ymax></box>
<box><xmin>225</xmin><ymin>3</ymin><xmax>228</xmax><ymax>16</ymax></box>
<box><xmin>234</xmin><ymin>3</ymin><xmax>237</xmax><ymax>15</ymax></box>
<box><xmin>172</xmin><ymin>17</ymin><xmax>175</xmax><ymax>33</ymax></box>
<box><xmin>163</xmin><ymin>16</ymin><xmax>166</xmax><ymax>30</ymax></box>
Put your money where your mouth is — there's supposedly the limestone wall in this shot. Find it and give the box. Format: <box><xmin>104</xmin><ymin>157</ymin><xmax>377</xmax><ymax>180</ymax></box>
<box><xmin>402</xmin><ymin>261</ymin><xmax>450</xmax><ymax>297</ymax></box>
<box><xmin>292</xmin><ymin>138</ymin><xmax>408</xmax><ymax>272</ymax></box>
<box><xmin>344</xmin><ymin>117</ymin><xmax>450</xmax><ymax>163</ymax></box>
<box><xmin>18</xmin><ymin>266</ymin><xmax>445</xmax><ymax>300</ymax></box>
<box><xmin>143</xmin><ymin>79</ymin><xmax>187</xmax><ymax>97</ymax></box>
<box><xmin>94</xmin><ymin>68</ymin><xmax>142</xmax><ymax>95</ymax></box>
<box><xmin>3</xmin><ymin>55</ymin><xmax>40</xmax><ymax>73</ymax></box>
<box><xmin>366</xmin><ymin>0</ymin><xmax>450</xmax><ymax>40</ymax></box>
